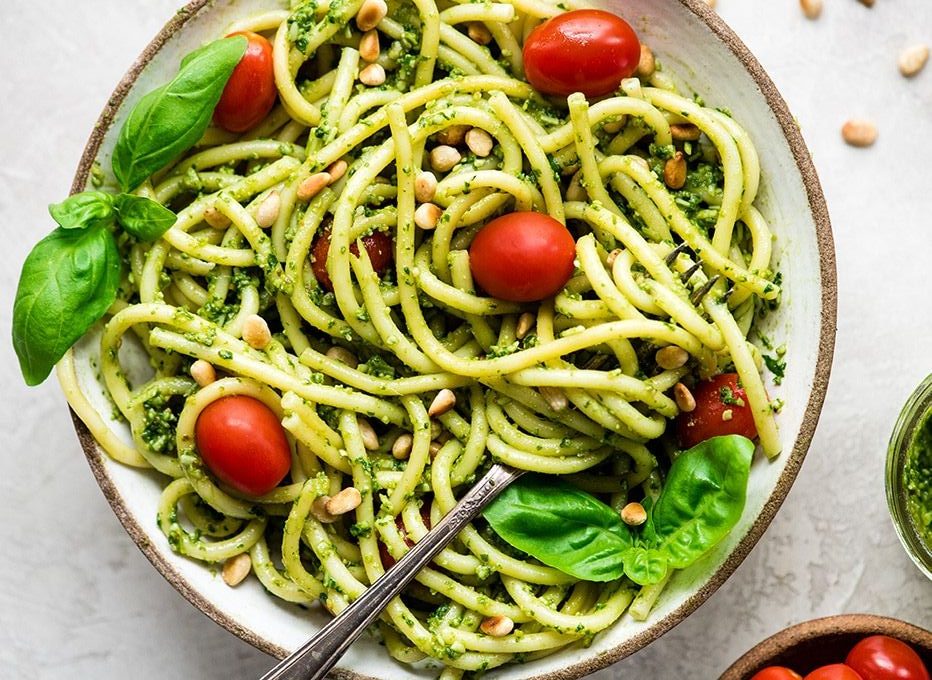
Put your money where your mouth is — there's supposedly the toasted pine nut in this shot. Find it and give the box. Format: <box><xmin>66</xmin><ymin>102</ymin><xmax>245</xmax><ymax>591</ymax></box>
<box><xmin>222</xmin><ymin>553</ymin><xmax>252</xmax><ymax>586</ymax></box>
<box><xmin>602</xmin><ymin>115</ymin><xmax>627</xmax><ymax>134</ymax></box>
<box><xmin>898</xmin><ymin>44</ymin><xmax>929</xmax><ymax>77</ymax></box>
<box><xmin>392</xmin><ymin>433</ymin><xmax>413</xmax><ymax>460</ymax></box>
<box><xmin>414</xmin><ymin>202</ymin><xmax>443</xmax><ymax>230</ymax></box>
<box><xmin>656</xmin><ymin>346</ymin><xmax>689</xmax><ymax>370</ymax></box>
<box><xmin>312</xmin><ymin>496</ymin><xmax>337</xmax><ymax>523</ymax></box>
<box><xmin>636</xmin><ymin>44</ymin><xmax>656</xmax><ymax>78</ymax></box>
<box><xmin>515</xmin><ymin>312</ymin><xmax>535</xmax><ymax>340</ymax></box>
<box><xmin>670</xmin><ymin>123</ymin><xmax>701</xmax><ymax>141</ymax></box>
<box><xmin>414</xmin><ymin>171</ymin><xmax>438</xmax><ymax>203</ymax></box>
<box><xmin>722</xmin><ymin>409</ymin><xmax>734</xmax><ymax>422</ymax></box>
<box><xmin>326</xmin><ymin>487</ymin><xmax>363</xmax><ymax>515</ymax></box>
<box><xmin>297</xmin><ymin>172</ymin><xmax>332</xmax><ymax>201</ymax></box>
<box><xmin>674</xmin><ymin>382</ymin><xmax>696</xmax><ymax>413</ymax></box>
<box><xmin>857</xmin><ymin>0</ymin><xmax>874</xmax><ymax>6</ymax></box>
<box><xmin>203</xmin><ymin>206</ymin><xmax>230</xmax><ymax>230</ymax></box>
<box><xmin>356</xmin><ymin>0</ymin><xmax>387</xmax><ymax>32</ymax></box>
<box><xmin>565</xmin><ymin>170</ymin><xmax>587</xmax><ymax>202</ymax></box>
<box><xmin>190</xmin><ymin>359</ymin><xmax>216</xmax><ymax>387</ymax></box>
<box><xmin>242</xmin><ymin>314</ymin><xmax>272</xmax><ymax>349</ymax></box>
<box><xmin>359</xmin><ymin>29</ymin><xmax>381</xmax><ymax>63</ymax></box>
<box><xmin>256</xmin><ymin>190</ymin><xmax>281</xmax><ymax>228</ymax></box>
<box><xmin>326</xmin><ymin>346</ymin><xmax>358</xmax><ymax>367</ymax></box>
<box><xmin>465</xmin><ymin>128</ymin><xmax>494</xmax><ymax>157</ymax></box>
<box><xmin>606</xmin><ymin>249</ymin><xmax>622</xmax><ymax>268</ymax></box>
<box><xmin>841</xmin><ymin>119</ymin><xmax>878</xmax><ymax>148</ymax></box>
<box><xmin>800</xmin><ymin>0</ymin><xmax>822</xmax><ymax>19</ymax></box>
<box><xmin>429</xmin><ymin>389</ymin><xmax>456</xmax><ymax>417</ymax></box>
<box><xmin>480</xmin><ymin>615</ymin><xmax>514</xmax><ymax>637</ymax></box>
<box><xmin>327</xmin><ymin>159</ymin><xmax>349</xmax><ymax>183</ymax></box>
<box><xmin>435</xmin><ymin>125</ymin><xmax>469</xmax><ymax>146</ymax></box>
<box><xmin>467</xmin><ymin>21</ymin><xmax>493</xmax><ymax>46</ymax></box>
<box><xmin>621</xmin><ymin>502</ymin><xmax>647</xmax><ymax>527</ymax></box>
<box><xmin>359</xmin><ymin>63</ymin><xmax>386</xmax><ymax>86</ymax></box>
<box><xmin>430</xmin><ymin>145</ymin><xmax>462</xmax><ymax>173</ymax></box>
<box><xmin>664</xmin><ymin>151</ymin><xmax>687</xmax><ymax>190</ymax></box>
<box><xmin>357</xmin><ymin>417</ymin><xmax>379</xmax><ymax>450</ymax></box>
<box><xmin>540</xmin><ymin>386</ymin><xmax>568</xmax><ymax>412</ymax></box>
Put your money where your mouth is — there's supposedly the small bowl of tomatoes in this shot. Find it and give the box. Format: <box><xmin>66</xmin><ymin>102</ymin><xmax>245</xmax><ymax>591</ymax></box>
<box><xmin>720</xmin><ymin>614</ymin><xmax>932</xmax><ymax>680</ymax></box>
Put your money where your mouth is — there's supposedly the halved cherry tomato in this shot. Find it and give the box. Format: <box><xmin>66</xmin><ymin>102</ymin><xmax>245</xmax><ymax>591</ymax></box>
<box><xmin>214</xmin><ymin>31</ymin><xmax>277</xmax><ymax>132</ymax></box>
<box><xmin>468</xmin><ymin>211</ymin><xmax>576</xmax><ymax>302</ymax></box>
<box><xmin>805</xmin><ymin>665</ymin><xmax>865</xmax><ymax>680</ymax></box>
<box><xmin>846</xmin><ymin>635</ymin><xmax>930</xmax><ymax>680</ymax></box>
<box><xmin>752</xmin><ymin>667</ymin><xmax>804</xmax><ymax>680</ymax></box>
<box><xmin>523</xmin><ymin>9</ymin><xmax>641</xmax><ymax>98</ymax></box>
<box><xmin>311</xmin><ymin>227</ymin><xmax>394</xmax><ymax>292</ymax></box>
<box><xmin>195</xmin><ymin>395</ymin><xmax>291</xmax><ymax>496</ymax></box>
<box><xmin>676</xmin><ymin>373</ymin><xmax>758</xmax><ymax>448</ymax></box>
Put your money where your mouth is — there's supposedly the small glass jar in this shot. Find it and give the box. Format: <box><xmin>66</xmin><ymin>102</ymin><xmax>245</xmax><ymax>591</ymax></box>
<box><xmin>886</xmin><ymin>373</ymin><xmax>932</xmax><ymax>580</ymax></box>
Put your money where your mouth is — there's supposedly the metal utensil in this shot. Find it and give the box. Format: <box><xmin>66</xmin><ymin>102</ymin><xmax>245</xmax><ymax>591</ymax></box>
<box><xmin>260</xmin><ymin>463</ymin><xmax>525</xmax><ymax>680</ymax></box>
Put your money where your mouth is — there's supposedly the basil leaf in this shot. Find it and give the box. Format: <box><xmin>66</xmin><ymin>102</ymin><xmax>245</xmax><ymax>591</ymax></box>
<box><xmin>621</xmin><ymin>546</ymin><xmax>669</xmax><ymax>586</ymax></box>
<box><xmin>483</xmin><ymin>475</ymin><xmax>632</xmax><ymax>582</ymax></box>
<box><xmin>12</xmin><ymin>226</ymin><xmax>121</xmax><ymax>385</ymax></box>
<box><xmin>48</xmin><ymin>191</ymin><xmax>114</xmax><ymax>230</ymax></box>
<box><xmin>114</xmin><ymin>194</ymin><xmax>176</xmax><ymax>241</ymax></box>
<box><xmin>111</xmin><ymin>35</ymin><xmax>247</xmax><ymax>192</ymax></box>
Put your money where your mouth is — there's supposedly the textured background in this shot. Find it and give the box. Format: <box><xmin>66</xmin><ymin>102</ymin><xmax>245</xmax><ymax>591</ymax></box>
<box><xmin>1</xmin><ymin>1</ymin><xmax>930</xmax><ymax>678</ymax></box>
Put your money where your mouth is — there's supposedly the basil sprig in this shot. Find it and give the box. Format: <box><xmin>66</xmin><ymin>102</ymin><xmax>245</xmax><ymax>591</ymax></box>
<box><xmin>483</xmin><ymin>435</ymin><xmax>755</xmax><ymax>585</ymax></box>
<box><xmin>13</xmin><ymin>36</ymin><xmax>246</xmax><ymax>385</ymax></box>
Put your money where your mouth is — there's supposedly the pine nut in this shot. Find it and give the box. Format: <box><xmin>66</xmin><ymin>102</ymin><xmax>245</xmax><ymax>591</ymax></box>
<box><xmin>674</xmin><ymin>382</ymin><xmax>696</xmax><ymax>413</ymax></box>
<box><xmin>435</xmin><ymin>125</ymin><xmax>469</xmax><ymax>146</ymax></box>
<box><xmin>429</xmin><ymin>440</ymin><xmax>442</xmax><ymax>458</ymax></box>
<box><xmin>857</xmin><ymin>0</ymin><xmax>874</xmax><ymax>6</ymax></box>
<box><xmin>242</xmin><ymin>314</ymin><xmax>272</xmax><ymax>349</ymax></box>
<box><xmin>325</xmin><ymin>346</ymin><xmax>358</xmax><ymax>367</ymax></box>
<box><xmin>841</xmin><ymin>119</ymin><xmax>878</xmax><ymax>148</ymax></box>
<box><xmin>414</xmin><ymin>171</ymin><xmax>438</xmax><ymax>203</ymax></box>
<box><xmin>656</xmin><ymin>346</ymin><xmax>689</xmax><ymax>370</ymax></box>
<box><xmin>190</xmin><ymin>359</ymin><xmax>216</xmax><ymax>387</ymax></box>
<box><xmin>636</xmin><ymin>44</ymin><xmax>656</xmax><ymax>78</ymax></box>
<box><xmin>602</xmin><ymin>115</ymin><xmax>627</xmax><ymax>134</ymax></box>
<box><xmin>428</xmin><ymin>389</ymin><xmax>456</xmax><ymax>417</ymax></box>
<box><xmin>359</xmin><ymin>29</ymin><xmax>381</xmax><ymax>63</ymax></box>
<box><xmin>621</xmin><ymin>502</ymin><xmax>647</xmax><ymax>527</ymax></box>
<box><xmin>898</xmin><ymin>44</ymin><xmax>929</xmax><ymax>77</ymax></box>
<box><xmin>670</xmin><ymin>123</ymin><xmax>701</xmax><ymax>141</ymax></box>
<box><xmin>327</xmin><ymin>159</ymin><xmax>348</xmax><ymax>183</ymax></box>
<box><xmin>203</xmin><ymin>206</ymin><xmax>230</xmax><ymax>230</ymax></box>
<box><xmin>356</xmin><ymin>0</ymin><xmax>387</xmax><ymax>32</ymax></box>
<box><xmin>312</xmin><ymin>496</ymin><xmax>337</xmax><ymax>523</ymax></box>
<box><xmin>664</xmin><ymin>151</ymin><xmax>687</xmax><ymax>190</ymax></box>
<box><xmin>430</xmin><ymin>145</ymin><xmax>462</xmax><ymax>173</ymax></box>
<box><xmin>359</xmin><ymin>63</ymin><xmax>386</xmax><ymax>87</ymax></box>
<box><xmin>297</xmin><ymin>172</ymin><xmax>332</xmax><ymax>201</ymax></box>
<box><xmin>326</xmin><ymin>487</ymin><xmax>363</xmax><ymax>515</ymax></box>
<box><xmin>515</xmin><ymin>312</ymin><xmax>535</xmax><ymax>340</ymax></box>
<box><xmin>357</xmin><ymin>417</ymin><xmax>380</xmax><ymax>450</ymax></box>
<box><xmin>800</xmin><ymin>0</ymin><xmax>822</xmax><ymax>19</ymax></box>
<box><xmin>222</xmin><ymin>553</ymin><xmax>252</xmax><ymax>587</ymax></box>
<box><xmin>480</xmin><ymin>615</ymin><xmax>514</xmax><ymax>637</ymax></box>
<box><xmin>467</xmin><ymin>21</ymin><xmax>493</xmax><ymax>46</ymax></box>
<box><xmin>565</xmin><ymin>170</ymin><xmax>587</xmax><ymax>202</ymax></box>
<box><xmin>606</xmin><ymin>249</ymin><xmax>622</xmax><ymax>268</ymax></box>
<box><xmin>540</xmin><ymin>386</ymin><xmax>568</xmax><ymax>412</ymax></box>
<box><xmin>256</xmin><ymin>190</ymin><xmax>281</xmax><ymax>228</ymax></box>
<box><xmin>414</xmin><ymin>202</ymin><xmax>443</xmax><ymax>230</ymax></box>
<box><xmin>465</xmin><ymin>128</ymin><xmax>494</xmax><ymax>157</ymax></box>
<box><xmin>392</xmin><ymin>433</ymin><xmax>413</xmax><ymax>460</ymax></box>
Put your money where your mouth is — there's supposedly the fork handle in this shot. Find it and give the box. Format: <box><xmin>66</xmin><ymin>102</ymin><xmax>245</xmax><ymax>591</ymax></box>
<box><xmin>260</xmin><ymin>463</ymin><xmax>525</xmax><ymax>680</ymax></box>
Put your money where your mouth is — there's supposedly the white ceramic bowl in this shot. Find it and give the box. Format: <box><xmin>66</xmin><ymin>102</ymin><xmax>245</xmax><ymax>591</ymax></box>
<box><xmin>65</xmin><ymin>0</ymin><xmax>837</xmax><ymax>677</ymax></box>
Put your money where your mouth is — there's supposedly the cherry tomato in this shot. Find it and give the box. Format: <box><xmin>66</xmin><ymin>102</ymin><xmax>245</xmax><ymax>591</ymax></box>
<box><xmin>195</xmin><ymin>395</ymin><xmax>291</xmax><ymax>497</ymax></box>
<box><xmin>213</xmin><ymin>31</ymin><xmax>277</xmax><ymax>132</ymax></box>
<box><xmin>676</xmin><ymin>373</ymin><xmax>758</xmax><ymax>448</ymax></box>
<box><xmin>805</xmin><ymin>665</ymin><xmax>865</xmax><ymax>680</ymax></box>
<box><xmin>523</xmin><ymin>9</ymin><xmax>641</xmax><ymax>98</ymax></box>
<box><xmin>311</xmin><ymin>227</ymin><xmax>394</xmax><ymax>292</ymax></box>
<box><xmin>468</xmin><ymin>211</ymin><xmax>576</xmax><ymax>302</ymax></box>
<box><xmin>846</xmin><ymin>636</ymin><xmax>930</xmax><ymax>680</ymax></box>
<box><xmin>751</xmin><ymin>667</ymin><xmax>804</xmax><ymax>680</ymax></box>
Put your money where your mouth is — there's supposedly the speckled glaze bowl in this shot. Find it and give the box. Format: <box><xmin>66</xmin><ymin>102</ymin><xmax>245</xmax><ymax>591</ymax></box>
<box><xmin>64</xmin><ymin>0</ymin><xmax>837</xmax><ymax>677</ymax></box>
<box><xmin>720</xmin><ymin>614</ymin><xmax>932</xmax><ymax>679</ymax></box>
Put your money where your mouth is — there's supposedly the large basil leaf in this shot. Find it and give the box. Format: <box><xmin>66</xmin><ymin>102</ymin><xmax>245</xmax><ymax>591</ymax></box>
<box><xmin>113</xmin><ymin>194</ymin><xmax>176</xmax><ymax>241</ymax></box>
<box><xmin>12</xmin><ymin>226</ymin><xmax>121</xmax><ymax>385</ymax></box>
<box><xmin>49</xmin><ymin>191</ymin><xmax>114</xmax><ymax>230</ymax></box>
<box><xmin>483</xmin><ymin>475</ymin><xmax>632</xmax><ymax>582</ymax></box>
<box><xmin>111</xmin><ymin>35</ymin><xmax>247</xmax><ymax>192</ymax></box>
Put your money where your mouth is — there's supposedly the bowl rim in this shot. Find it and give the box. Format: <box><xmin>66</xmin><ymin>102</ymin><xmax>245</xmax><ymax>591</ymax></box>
<box><xmin>64</xmin><ymin>0</ymin><xmax>838</xmax><ymax>676</ymax></box>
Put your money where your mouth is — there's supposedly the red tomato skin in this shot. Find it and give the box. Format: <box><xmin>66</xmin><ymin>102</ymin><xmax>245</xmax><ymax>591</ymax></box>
<box><xmin>311</xmin><ymin>227</ymin><xmax>394</xmax><ymax>292</ymax></box>
<box><xmin>523</xmin><ymin>10</ymin><xmax>641</xmax><ymax>98</ymax></box>
<box><xmin>676</xmin><ymin>373</ymin><xmax>758</xmax><ymax>448</ymax></box>
<box><xmin>846</xmin><ymin>636</ymin><xmax>930</xmax><ymax>680</ymax></box>
<box><xmin>214</xmin><ymin>31</ymin><xmax>277</xmax><ymax>133</ymax></box>
<box><xmin>751</xmin><ymin>667</ymin><xmax>804</xmax><ymax>680</ymax></box>
<box><xmin>804</xmin><ymin>665</ymin><xmax>865</xmax><ymax>680</ymax></box>
<box><xmin>468</xmin><ymin>212</ymin><xmax>576</xmax><ymax>302</ymax></box>
<box><xmin>195</xmin><ymin>396</ymin><xmax>291</xmax><ymax>497</ymax></box>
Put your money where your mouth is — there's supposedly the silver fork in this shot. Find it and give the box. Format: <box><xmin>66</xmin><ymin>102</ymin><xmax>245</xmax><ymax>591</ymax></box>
<box><xmin>260</xmin><ymin>463</ymin><xmax>525</xmax><ymax>680</ymax></box>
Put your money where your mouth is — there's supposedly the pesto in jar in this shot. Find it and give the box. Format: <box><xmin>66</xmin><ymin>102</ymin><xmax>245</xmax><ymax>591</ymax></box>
<box><xmin>904</xmin><ymin>406</ymin><xmax>932</xmax><ymax>548</ymax></box>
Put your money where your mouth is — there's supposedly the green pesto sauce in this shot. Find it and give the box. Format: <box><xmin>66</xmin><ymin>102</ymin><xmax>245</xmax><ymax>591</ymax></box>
<box><xmin>905</xmin><ymin>407</ymin><xmax>932</xmax><ymax>547</ymax></box>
